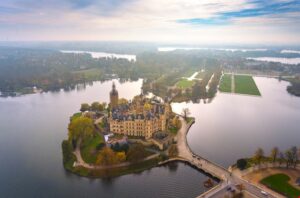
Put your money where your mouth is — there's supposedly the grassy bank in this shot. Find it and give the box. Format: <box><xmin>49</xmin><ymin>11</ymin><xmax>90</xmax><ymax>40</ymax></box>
<box><xmin>261</xmin><ymin>173</ymin><xmax>300</xmax><ymax>198</ymax></box>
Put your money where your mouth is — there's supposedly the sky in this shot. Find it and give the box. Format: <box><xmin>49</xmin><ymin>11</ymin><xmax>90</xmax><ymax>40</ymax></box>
<box><xmin>0</xmin><ymin>0</ymin><xmax>300</xmax><ymax>45</ymax></box>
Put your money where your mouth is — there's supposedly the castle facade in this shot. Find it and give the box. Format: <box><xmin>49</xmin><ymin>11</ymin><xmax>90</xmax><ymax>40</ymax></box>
<box><xmin>108</xmin><ymin>83</ymin><xmax>170</xmax><ymax>139</ymax></box>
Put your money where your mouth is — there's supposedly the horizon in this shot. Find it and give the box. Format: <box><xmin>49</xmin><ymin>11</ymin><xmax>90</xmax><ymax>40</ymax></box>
<box><xmin>0</xmin><ymin>0</ymin><xmax>300</xmax><ymax>45</ymax></box>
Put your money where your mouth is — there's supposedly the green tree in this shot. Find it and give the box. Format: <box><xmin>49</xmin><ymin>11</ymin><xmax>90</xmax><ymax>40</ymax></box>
<box><xmin>96</xmin><ymin>147</ymin><xmax>118</xmax><ymax>166</ymax></box>
<box><xmin>61</xmin><ymin>140</ymin><xmax>76</xmax><ymax>168</ymax></box>
<box><xmin>126</xmin><ymin>144</ymin><xmax>147</xmax><ymax>162</ymax></box>
<box><xmin>91</xmin><ymin>102</ymin><xmax>101</xmax><ymax>112</ymax></box>
<box><xmin>253</xmin><ymin>148</ymin><xmax>264</xmax><ymax>165</ymax></box>
<box><xmin>270</xmin><ymin>147</ymin><xmax>279</xmax><ymax>163</ymax></box>
<box><xmin>80</xmin><ymin>103</ymin><xmax>90</xmax><ymax>112</ymax></box>
<box><xmin>68</xmin><ymin>117</ymin><xmax>94</xmax><ymax>142</ymax></box>
<box><xmin>236</xmin><ymin>159</ymin><xmax>247</xmax><ymax>170</ymax></box>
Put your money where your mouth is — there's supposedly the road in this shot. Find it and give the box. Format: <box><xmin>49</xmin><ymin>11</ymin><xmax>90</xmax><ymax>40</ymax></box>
<box><xmin>176</xmin><ymin>117</ymin><xmax>282</xmax><ymax>198</ymax></box>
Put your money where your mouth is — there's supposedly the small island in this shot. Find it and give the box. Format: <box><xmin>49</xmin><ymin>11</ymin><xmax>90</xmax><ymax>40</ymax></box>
<box><xmin>62</xmin><ymin>82</ymin><xmax>183</xmax><ymax>178</ymax></box>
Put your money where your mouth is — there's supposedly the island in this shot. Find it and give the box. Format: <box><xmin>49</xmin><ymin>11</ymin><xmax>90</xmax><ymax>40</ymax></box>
<box><xmin>62</xmin><ymin>82</ymin><xmax>185</xmax><ymax>178</ymax></box>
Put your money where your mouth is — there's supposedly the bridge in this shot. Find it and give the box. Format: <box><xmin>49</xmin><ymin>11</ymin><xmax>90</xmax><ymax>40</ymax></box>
<box><xmin>175</xmin><ymin>117</ymin><xmax>284</xmax><ymax>198</ymax></box>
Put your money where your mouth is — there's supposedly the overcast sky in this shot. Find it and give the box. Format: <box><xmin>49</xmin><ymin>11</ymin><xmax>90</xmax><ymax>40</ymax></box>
<box><xmin>0</xmin><ymin>0</ymin><xmax>299</xmax><ymax>45</ymax></box>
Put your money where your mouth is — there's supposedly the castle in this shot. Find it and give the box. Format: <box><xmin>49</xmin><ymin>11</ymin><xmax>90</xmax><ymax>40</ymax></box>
<box><xmin>108</xmin><ymin>82</ymin><xmax>170</xmax><ymax>139</ymax></box>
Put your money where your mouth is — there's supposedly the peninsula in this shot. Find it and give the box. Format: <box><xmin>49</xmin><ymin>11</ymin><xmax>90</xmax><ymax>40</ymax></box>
<box><xmin>62</xmin><ymin>82</ymin><xmax>185</xmax><ymax>178</ymax></box>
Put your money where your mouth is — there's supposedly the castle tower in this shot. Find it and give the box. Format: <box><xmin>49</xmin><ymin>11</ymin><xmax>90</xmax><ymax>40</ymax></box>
<box><xmin>110</xmin><ymin>82</ymin><xmax>118</xmax><ymax>109</ymax></box>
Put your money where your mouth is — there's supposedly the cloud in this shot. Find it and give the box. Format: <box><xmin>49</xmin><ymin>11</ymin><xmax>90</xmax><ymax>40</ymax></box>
<box><xmin>0</xmin><ymin>0</ymin><xmax>299</xmax><ymax>44</ymax></box>
<box><xmin>177</xmin><ymin>0</ymin><xmax>300</xmax><ymax>25</ymax></box>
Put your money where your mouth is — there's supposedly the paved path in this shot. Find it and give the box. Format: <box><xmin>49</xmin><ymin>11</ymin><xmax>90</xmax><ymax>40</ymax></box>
<box><xmin>231</xmin><ymin>73</ymin><xmax>235</xmax><ymax>93</ymax></box>
<box><xmin>73</xmin><ymin>142</ymin><xmax>159</xmax><ymax>170</ymax></box>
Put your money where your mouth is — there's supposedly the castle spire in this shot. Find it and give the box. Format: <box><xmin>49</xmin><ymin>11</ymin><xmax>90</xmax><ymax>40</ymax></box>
<box><xmin>110</xmin><ymin>81</ymin><xmax>118</xmax><ymax>108</ymax></box>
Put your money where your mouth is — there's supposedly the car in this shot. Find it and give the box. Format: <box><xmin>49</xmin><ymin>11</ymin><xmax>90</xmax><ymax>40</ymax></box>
<box><xmin>261</xmin><ymin>191</ymin><xmax>268</xmax><ymax>196</ymax></box>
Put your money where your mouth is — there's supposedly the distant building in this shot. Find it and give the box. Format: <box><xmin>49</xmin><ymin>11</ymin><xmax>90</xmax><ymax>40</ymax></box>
<box><xmin>108</xmin><ymin>83</ymin><xmax>171</xmax><ymax>139</ymax></box>
<box><xmin>110</xmin><ymin>82</ymin><xmax>119</xmax><ymax>108</ymax></box>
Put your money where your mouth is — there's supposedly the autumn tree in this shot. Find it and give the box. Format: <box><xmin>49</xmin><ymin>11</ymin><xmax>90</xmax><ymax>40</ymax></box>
<box><xmin>291</xmin><ymin>146</ymin><xmax>298</xmax><ymax>168</ymax></box>
<box><xmin>270</xmin><ymin>147</ymin><xmax>279</xmax><ymax>163</ymax></box>
<box><xmin>116</xmin><ymin>152</ymin><xmax>126</xmax><ymax>163</ymax></box>
<box><xmin>181</xmin><ymin>108</ymin><xmax>190</xmax><ymax>120</ymax></box>
<box><xmin>285</xmin><ymin>149</ymin><xmax>293</xmax><ymax>168</ymax></box>
<box><xmin>68</xmin><ymin>117</ymin><xmax>94</xmax><ymax>143</ymax></box>
<box><xmin>96</xmin><ymin>147</ymin><xmax>118</xmax><ymax>166</ymax></box>
<box><xmin>253</xmin><ymin>148</ymin><xmax>264</xmax><ymax>165</ymax></box>
<box><xmin>127</xmin><ymin>144</ymin><xmax>147</xmax><ymax>162</ymax></box>
<box><xmin>168</xmin><ymin>144</ymin><xmax>178</xmax><ymax>157</ymax></box>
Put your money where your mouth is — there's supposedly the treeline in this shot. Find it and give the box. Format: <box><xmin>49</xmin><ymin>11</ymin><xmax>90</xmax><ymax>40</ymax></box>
<box><xmin>236</xmin><ymin>146</ymin><xmax>299</xmax><ymax>170</ymax></box>
<box><xmin>0</xmin><ymin>47</ymin><xmax>221</xmax><ymax>94</ymax></box>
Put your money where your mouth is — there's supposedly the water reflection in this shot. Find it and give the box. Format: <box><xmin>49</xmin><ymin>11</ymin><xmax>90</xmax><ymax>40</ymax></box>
<box><xmin>172</xmin><ymin>77</ymin><xmax>300</xmax><ymax>167</ymax></box>
<box><xmin>0</xmin><ymin>79</ymin><xmax>210</xmax><ymax>198</ymax></box>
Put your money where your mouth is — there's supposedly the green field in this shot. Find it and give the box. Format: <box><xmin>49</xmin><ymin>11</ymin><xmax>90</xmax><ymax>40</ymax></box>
<box><xmin>176</xmin><ymin>79</ymin><xmax>195</xmax><ymax>89</ymax></box>
<box><xmin>261</xmin><ymin>174</ymin><xmax>300</xmax><ymax>198</ymax></box>
<box><xmin>219</xmin><ymin>74</ymin><xmax>232</xmax><ymax>93</ymax></box>
<box><xmin>234</xmin><ymin>75</ymin><xmax>261</xmax><ymax>96</ymax></box>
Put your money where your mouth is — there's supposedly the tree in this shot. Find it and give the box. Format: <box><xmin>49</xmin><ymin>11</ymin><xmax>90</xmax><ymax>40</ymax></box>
<box><xmin>253</xmin><ymin>148</ymin><xmax>264</xmax><ymax>165</ymax></box>
<box><xmin>285</xmin><ymin>149</ymin><xmax>293</xmax><ymax>168</ymax></box>
<box><xmin>116</xmin><ymin>152</ymin><xmax>126</xmax><ymax>163</ymax></box>
<box><xmin>80</xmin><ymin>103</ymin><xmax>90</xmax><ymax>112</ymax></box>
<box><xmin>168</xmin><ymin>144</ymin><xmax>178</xmax><ymax>157</ymax></box>
<box><xmin>291</xmin><ymin>146</ymin><xmax>298</xmax><ymax>168</ymax></box>
<box><xmin>181</xmin><ymin>108</ymin><xmax>191</xmax><ymax>120</ymax></box>
<box><xmin>91</xmin><ymin>102</ymin><xmax>101</xmax><ymax>112</ymax></box>
<box><xmin>236</xmin><ymin>159</ymin><xmax>247</xmax><ymax>170</ymax></box>
<box><xmin>270</xmin><ymin>147</ymin><xmax>279</xmax><ymax>163</ymax></box>
<box><xmin>126</xmin><ymin>144</ymin><xmax>147</xmax><ymax>162</ymax></box>
<box><xmin>96</xmin><ymin>147</ymin><xmax>118</xmax><ymax>166</ymax></box>
<box><xmin>279</xmin><ymin>152</ymin><xmax>285</xmax><ymax>165</ymax></box>
<box><xmin>68</xmin><ymin>117</ymin><xmax>94</xmax><ymax>142</ymax></box>
<box><xmin>172</xmin><ymin>116</ymin><xmax>181</xmax><ymax>128</ymax></box>
<box><xmin>61</xmin><ymin>140</ymin><xmax>76</xmax><ymax>167</ymax></box>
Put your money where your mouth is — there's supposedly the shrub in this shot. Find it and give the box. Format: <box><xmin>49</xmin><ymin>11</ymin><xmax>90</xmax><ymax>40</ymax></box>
<box><xmin>236</xmin><ymin>158</ymin><xmax>247</xmax><ymax>170</ymax></box>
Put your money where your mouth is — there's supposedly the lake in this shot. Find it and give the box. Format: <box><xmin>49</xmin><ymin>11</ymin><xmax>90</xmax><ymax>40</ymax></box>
<box><xmin>0</xmin><ymin>77</ymin><xmax>299</xmax><ymax>197</ymax></box>
<box><xmin>172</xmin><ymin>77</ymin><xmax>300</xmax><ymax>167</ymax></box>
<box><xmin>247</xmin><ymin>57</ymin><xmax>300</xmax><ymax>65</ymax></box>
<box><xmin>0</xmin><ymin>79</ymin><xmax>210</xmax><ymax>198</ymax></box>
<box><xmin>60</xmin><ymin>50</ymin><xmax>136</xmax><ymax>62</ymax></box>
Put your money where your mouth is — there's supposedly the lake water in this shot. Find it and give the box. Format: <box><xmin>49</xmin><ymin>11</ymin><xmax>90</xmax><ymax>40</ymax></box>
<box><xmin>247</xmin><ymin>57</ymin><xmax>300</xmax><ymax>65</ymax></box>
<box><xmin>172</xmin><ymin>77</ymin><xmax>300</xmax><ymax>167</ymax></box>
<box><xmin>157</xmin><ymin>47</ymin><xmax>267</xmax><ymax>52</ymax></box>
<box><xmin>0</xmin><ymin>79</ymin><xmax>211</xmax><ymax>198</ymax></box>
<box><xmin>60</xmin><ymin>50</ymin><xmax>136</xmax><ymax>62</ymax></box>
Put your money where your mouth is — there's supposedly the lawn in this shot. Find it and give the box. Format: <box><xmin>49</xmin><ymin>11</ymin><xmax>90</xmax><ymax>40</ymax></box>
<box><xmin>70</xmin><ymin>112</ymin><xmax>82</xmax><ymax>121</ymax></box>
<box><xmin>261</xmin><ymin>173</ymin><xmax>300</xmax><ymax>198</ymax></box>
<box><xmin>176</xmin><ymin>79</ymin><xmax>195</xmax><ymax>89</ymax></box>
<box><xmin>80</xmin><ymin>133</ymin><xmax>105</xmax><ymax>164</ymax></box>
<box><xmin>219</xmin><ymin>74</ymin><xmax>232</xmax><ymax>93</ymax></box>
<box><xmin>234</xmin><ymin>75</ymin><xmax>261</xmax><ymax>96</ymax></box>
